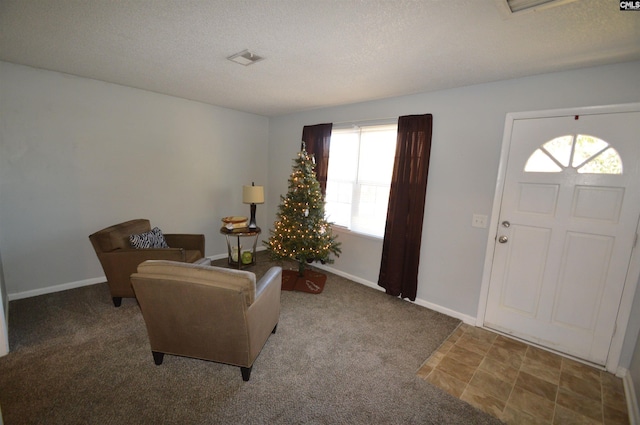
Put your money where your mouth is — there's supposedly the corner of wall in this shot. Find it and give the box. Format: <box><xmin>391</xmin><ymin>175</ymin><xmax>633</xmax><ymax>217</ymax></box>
<box><xmin>620</xmin><ymin>367</ymin><xmax>640</xmax><ymax>425</ymax></box>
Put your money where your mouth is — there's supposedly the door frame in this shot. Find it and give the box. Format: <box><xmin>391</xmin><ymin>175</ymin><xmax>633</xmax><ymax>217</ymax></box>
<box><xmin>477</xmin><ymin>102</ymin><xmax>640</xmax><ymax>374</ymax></box>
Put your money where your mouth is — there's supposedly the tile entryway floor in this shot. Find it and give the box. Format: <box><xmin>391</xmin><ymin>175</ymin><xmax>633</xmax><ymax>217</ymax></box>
<box><xmin>417</xmin><ymin>324</ymin><xmax>629</xmax><ymax>424</ymax></box>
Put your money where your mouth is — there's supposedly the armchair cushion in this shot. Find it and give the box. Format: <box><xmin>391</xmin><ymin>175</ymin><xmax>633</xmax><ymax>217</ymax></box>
<box><xmin>135</xmin><ymin>260</ymin><xmax>257</xmax><ymax>306</ymax></box>
<box><xmin>130</xmin><ymin>227</ymin><xmax>170</xmax><ymax>249</ymax></box>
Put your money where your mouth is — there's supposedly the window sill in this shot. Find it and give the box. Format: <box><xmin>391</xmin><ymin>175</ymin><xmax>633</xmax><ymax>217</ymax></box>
<box><xmin>331</xmin><ymin>226</ymin><xmax>383</xmax><ymax>242</ymax></box>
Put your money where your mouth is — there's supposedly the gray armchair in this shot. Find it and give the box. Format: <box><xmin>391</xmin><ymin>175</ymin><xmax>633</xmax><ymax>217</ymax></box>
<box><xmin>131</xmin><ymin>260</ymin><xmax>282</xmax><ymax>381</ymax></box>
<box><xmin>89</xmin><ymin>219</ymin><xmax>204</xmax><ymax>306</ymax></box>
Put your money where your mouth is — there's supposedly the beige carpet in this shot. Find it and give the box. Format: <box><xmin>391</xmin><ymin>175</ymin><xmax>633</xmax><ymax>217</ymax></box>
<box><xmin>0</xmin><ymin>252</ymin><xmax>502</xmax><ymax>424</ymax></box>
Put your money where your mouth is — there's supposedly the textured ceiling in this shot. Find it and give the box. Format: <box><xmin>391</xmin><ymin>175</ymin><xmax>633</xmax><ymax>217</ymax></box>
<box><xmin>1</xmin><ymin>0</ymin><xmax>638</xmax><ymax>117</ymax></box>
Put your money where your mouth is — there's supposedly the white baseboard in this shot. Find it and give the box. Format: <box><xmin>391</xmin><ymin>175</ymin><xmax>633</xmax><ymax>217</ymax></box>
<box><xmin>313</xmin><ymin>263</ymin><xmax>385</xmax><ymax>293</ymax></box>
<box><xmin>314</xmin><ymin>263</ymin><xmax>477</xmax><ymax>325</ymax></box>
<box><xmin>8</xmin><ymin>253</ymin><xmax>475</xmax><ymax>326</ymax></box>
<box><xmin>620</xmin><ymin>367</ymin><xmax>640</xmax><ymax>425</ymax></box>
<box><xmin>8</xmin><ymin>276</ymin><xmax>106</xmax><ymax>301</ymax></box>
<box><xmin>412</xmin><ymin>298</ymin><xmax>478</xmax><ymax>325</ymax></box>
<box><xmin>7</xmin><ymin>249</ymin><xmax>268</xmax><ymax>301</ymax></box>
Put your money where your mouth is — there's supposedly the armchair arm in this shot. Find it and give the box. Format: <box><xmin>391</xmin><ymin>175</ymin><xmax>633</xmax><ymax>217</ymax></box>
<box><xmin>247</xmin><ymin>267</ymin><xmax>282</xmax><ymax>362</ymax></box>
<box><xmin>164</xmin><ymin>234</ymin><xmax>205</xmax><ymax>255</ymax></box>
<box><xmin>256</xmin><ymin>266</ymin><xmax>283</xmax><ymax>299</ymax></box>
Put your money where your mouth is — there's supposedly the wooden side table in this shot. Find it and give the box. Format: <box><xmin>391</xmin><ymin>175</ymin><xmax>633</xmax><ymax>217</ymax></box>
<box><xmin>219</xmin><ymin>227</ymin><xmax>261</xmax><ymax>269</ymax></box>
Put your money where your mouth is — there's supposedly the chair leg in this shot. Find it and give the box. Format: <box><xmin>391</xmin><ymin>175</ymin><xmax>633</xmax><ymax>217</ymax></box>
<box><xmin>241</xmin><ymin>366</ymin><xmax>252</xmax><ymax>381</ymax></box>
<box><xmin>152</xmin><ymin>351</ymin><xmax>164</xmax><ymax>365</ymax></box>
<box><xmin>272</xmin><ymin>324</ymin><xmax>278</xmax><ymax>334</ymax></box>
<box><xmin>112</xmin><ymin>297</ymin><xmax>122</xmax><ymax>307</ymax></box>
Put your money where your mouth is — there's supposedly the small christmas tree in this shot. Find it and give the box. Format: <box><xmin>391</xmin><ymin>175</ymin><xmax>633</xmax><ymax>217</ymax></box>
<box><xmin>265</xmin><ymin>142</ymin><xmax>341</xmax><ymax>276</ymax></box>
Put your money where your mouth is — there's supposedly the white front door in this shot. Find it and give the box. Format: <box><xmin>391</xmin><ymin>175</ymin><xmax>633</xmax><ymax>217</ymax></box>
<box><xmin>483</xmin><ymin>110</ymin><xmax>640</xmax><ymax>366</ymax></box>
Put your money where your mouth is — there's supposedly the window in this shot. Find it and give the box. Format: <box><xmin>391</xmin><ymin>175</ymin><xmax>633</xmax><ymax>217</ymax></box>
<box><xmin>324</xmin><ymin>123</ymin><xmax>397</xmax><ymax>237</ymax></box>
<box><xmin>524</xmin><ymin>134</ymin><xmax>622</xmax><ymax>174</ymax></box>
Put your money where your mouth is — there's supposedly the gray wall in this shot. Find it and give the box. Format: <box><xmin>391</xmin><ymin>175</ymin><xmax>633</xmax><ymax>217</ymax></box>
<box><xmin>2</xmin><ymin>59</ymin><xmax>640</xmax><ymax>375</ymax></box>
<box><xmin>0</xmin><ymin>61</ymin><xmax>269</xmax><ymax>297</ymax></box>
<box><xmin>268</xmin><ymin>60</ymin><xmax>640</xmax><ymax>362</ymax></box>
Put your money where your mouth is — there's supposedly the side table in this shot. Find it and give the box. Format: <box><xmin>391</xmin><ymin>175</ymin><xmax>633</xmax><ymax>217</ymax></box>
<box><xmin>219</xmin><ymin>227</ymin><xmax>261</xmax><ymax>269</ymax></box>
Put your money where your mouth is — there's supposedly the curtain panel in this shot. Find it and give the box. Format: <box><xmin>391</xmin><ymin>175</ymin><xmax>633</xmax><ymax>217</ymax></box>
<box><xmin>378</xmin><ymin>114</ymin><xmax>433</xmax><ymax>301</ymax></box>
<box><xmin>302</xmin><ymin>123</ymin><xmax>333</xmax><ymax>196</ymax></box>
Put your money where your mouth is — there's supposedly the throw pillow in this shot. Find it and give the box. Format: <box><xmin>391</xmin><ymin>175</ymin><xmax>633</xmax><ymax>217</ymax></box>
<box><xmin>130</xmin><ymin>227</ymin><xmax>170</xmax><ymax>249</ymax></box>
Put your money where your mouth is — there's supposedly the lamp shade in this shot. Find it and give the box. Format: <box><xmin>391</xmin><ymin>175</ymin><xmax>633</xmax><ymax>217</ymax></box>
<box><xmin>243</xmin><ymin>185</ymin><xmax>264</xmax><ymax>204</ymax></box>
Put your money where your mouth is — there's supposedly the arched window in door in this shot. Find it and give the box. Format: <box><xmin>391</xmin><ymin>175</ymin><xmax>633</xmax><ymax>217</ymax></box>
<box><xmin>524</xmin><ymin>134</ymin><xmax>622</xmax><ymax>174</ymax></box>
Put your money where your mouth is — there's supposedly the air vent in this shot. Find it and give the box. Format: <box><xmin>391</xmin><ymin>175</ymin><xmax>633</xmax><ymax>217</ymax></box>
<box><xmin>497</xmin><ymin>0</ymin><xmax>578</xmax><ymax>16</ymax></box>
<box><xmin>227</xmin><ymin>50</ymin><xmax>264</xmax><ymax>66</ymax></box>
<box><xmin>507</xmin><ymin>0</ymin><xmax>555</xmax><ymax>12</ymax></box>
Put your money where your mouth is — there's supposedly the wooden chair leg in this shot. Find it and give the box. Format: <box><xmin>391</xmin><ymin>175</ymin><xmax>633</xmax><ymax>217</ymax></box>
<box><xmin>152</xmin><ymin>351</ymin><xmax>164</xmax><ymax>365</ymax></box>
<box><xmin>112</xmin><ymin>297</ymin><xmax>122</xmax><ymax>307</ymax></box>
<box><xmin>241</xmin><ymin>366</ymin><xmax>252</xmax><ymax>381</ymax></box>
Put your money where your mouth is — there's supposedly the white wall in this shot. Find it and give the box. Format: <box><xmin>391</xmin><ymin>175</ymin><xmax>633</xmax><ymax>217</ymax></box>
<box><xmin>268</xmin><ymin>60</ymin><xmax>640</xmax><ymax>360</ymax></box>
<box><xmin>0</xmin><ymin>61</ymin><xmax>269</xmax><ymax>298</ymax></box>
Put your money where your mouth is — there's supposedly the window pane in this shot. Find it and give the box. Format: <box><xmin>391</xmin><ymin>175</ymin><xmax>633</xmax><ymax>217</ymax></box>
<box><xmin>325</xmin><ymin>181</ymin><xmax>352</xmax><ymax>227</ymax></box>
<box><xmin>325</xmin><ymin>201</ymin><xmax>351</xmax><ymax>227</ymax></box>
<box><xmin>336</xmin><ymin>181</ymin><xmax>353</xmax><ymax>203</ymax></box>
<box><xmin>525</xmin><ymin>149</ymin><xmax>562</xmax><ymax>172</ymax></box>
<box><xmin>325</xmin><ymin>180</ymin><xmax>338</xmax><ymax>203</ymax></box>
<box><xmin>542</xmin><ymin>135</ymin><xmax>573</xmax><ymax>167</ymax></box>
<box><xmin>326</xmin><ymin>123</ymin><xmax>397</xmax><ymax>237</ymax></box>
<box><xmin>351</xmin><ymin>184</ymin><xmax>390</xmax><ymax>237</ymax></box>
<box><xmin>358</xmin><ymin>126</ymin><xmax>397</xmax><ymax>184</ymax></box>
<box><xmin>577</xmin><ymin>148</ymin><xmax>623</xmax><ymax>174</ymax></box>
<box><xmin>327</xmin><ymin>130</ymin><xmax>359</xmax><ymax>181</ymax></box>
<box><xmin>572</xmin><ymin>134</ymin><xmax>609</xmax><ymax>168</ymax></box>
<box><xmin>523</xmin><ymin>133</ymin><xmax>623</xmax><ymax>175</ymax></box>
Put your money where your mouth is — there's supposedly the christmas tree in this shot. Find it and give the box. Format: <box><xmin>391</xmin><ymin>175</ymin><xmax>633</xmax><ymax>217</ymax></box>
<box><xmin>265</xmin><ymin>142</ymin><xmax>341</xmax><ymax>276</ymax></box>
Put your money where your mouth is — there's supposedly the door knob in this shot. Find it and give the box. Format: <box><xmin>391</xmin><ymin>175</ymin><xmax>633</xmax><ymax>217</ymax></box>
<box><xmin>498</xmin><ymin>235</ymin><xmax>508</xmax><ymax>243</ymax></box>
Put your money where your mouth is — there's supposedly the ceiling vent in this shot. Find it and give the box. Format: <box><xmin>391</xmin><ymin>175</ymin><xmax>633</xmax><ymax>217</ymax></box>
<box><xmin>496</xmin><ymin>0</ymin><xmax>578</xmax><ymax>16</ymax></box>
<box><xmin>227</xmin><ymin>50</ymin><xmax>264</xmax><ymax>66</ymax></box>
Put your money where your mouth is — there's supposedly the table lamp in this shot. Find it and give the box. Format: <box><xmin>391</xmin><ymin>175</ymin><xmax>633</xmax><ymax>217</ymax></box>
<box><xmin>243</xmin><ymin>182</ymin><xmax>264</xmax><ymax>229</ymax></box>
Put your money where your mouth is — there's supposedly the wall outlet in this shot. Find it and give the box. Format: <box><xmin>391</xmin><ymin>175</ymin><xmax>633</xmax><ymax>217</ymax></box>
<box><xmin>472</xmin><ymin>214</ymin><xmax>488</xmax><ymax>228</ymax></box>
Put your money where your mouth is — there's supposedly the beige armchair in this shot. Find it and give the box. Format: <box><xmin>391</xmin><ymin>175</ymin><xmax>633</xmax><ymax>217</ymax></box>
<box><xmin>89</xmin><ymin>219</ymin><xmax>205</xmax><ymax>307</ymax></box>
<box><xmin>131</xmin><ymin>260</ymin><xmax>281</xmax><ymax>381</ymax></box>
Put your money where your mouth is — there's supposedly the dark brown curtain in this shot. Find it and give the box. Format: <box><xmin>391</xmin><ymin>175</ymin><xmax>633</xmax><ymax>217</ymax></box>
<box><xmin>378</xmin><ymin>114</ymin><xmax>433</xmax><ymax>301</ymax></box>
<box><xmin>302</xmin><ymin>123</ymin><xmax>333</xmax><ymax>196</ymax></box>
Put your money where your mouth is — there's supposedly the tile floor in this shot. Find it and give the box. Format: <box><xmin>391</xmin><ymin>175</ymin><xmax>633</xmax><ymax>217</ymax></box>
<box><xmin>417</xmin><ymin>324</ymin><xmax>630</xmax><ymax>424</ymax></box>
